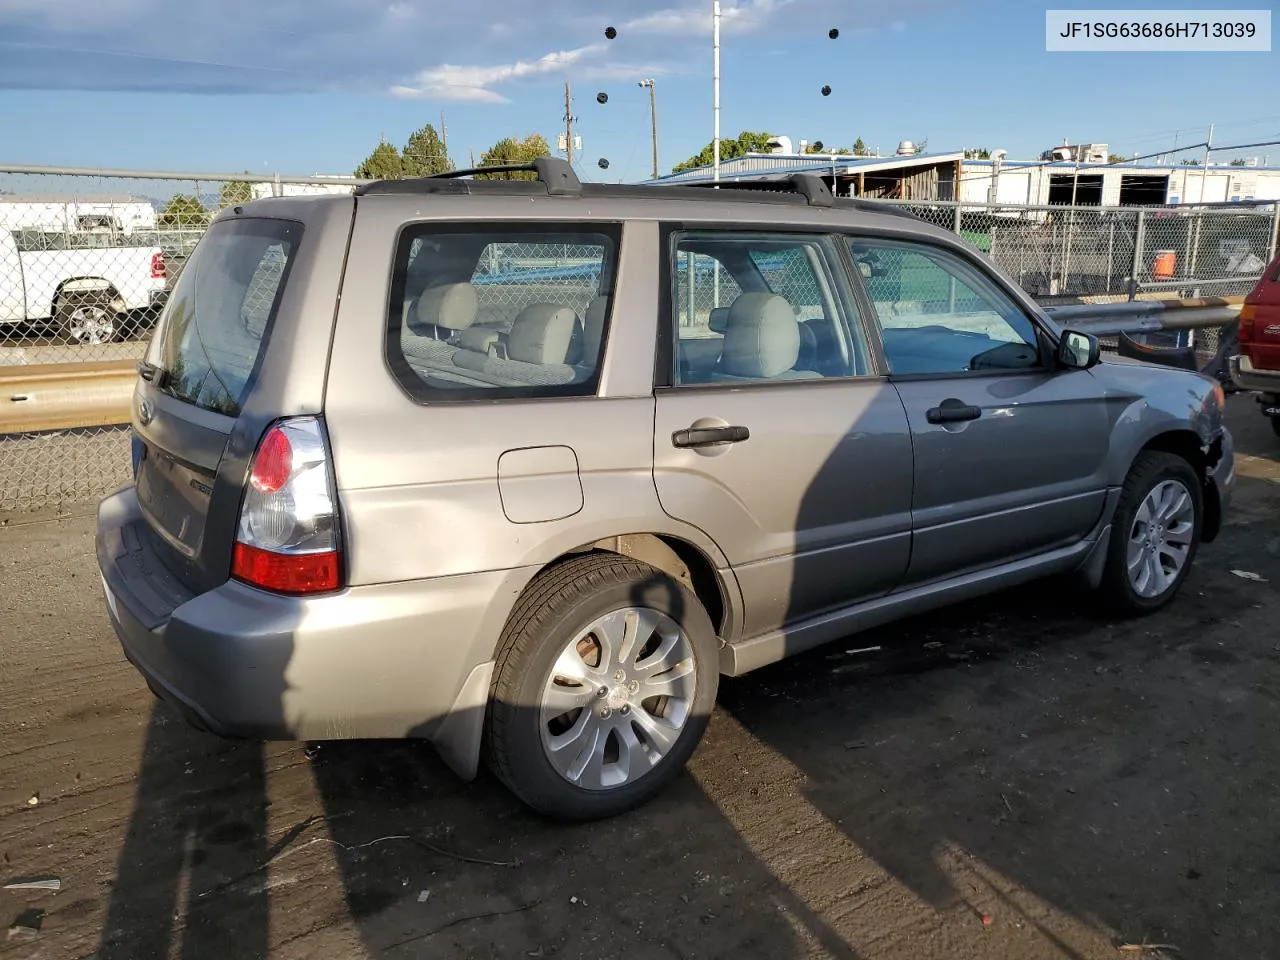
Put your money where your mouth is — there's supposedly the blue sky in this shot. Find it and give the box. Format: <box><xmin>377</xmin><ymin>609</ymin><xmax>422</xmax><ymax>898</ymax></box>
<box><xmin>0</xmin><ymin>0</ymin><xmax>1277</xmax><ymax>184</ymax></box>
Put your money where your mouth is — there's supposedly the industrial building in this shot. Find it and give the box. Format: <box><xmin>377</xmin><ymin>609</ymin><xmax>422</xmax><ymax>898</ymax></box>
<box><xmin>960</xmin><ymin>158</ymin><xmax>1280</xmax><ymax>206</ymax></box>
<box><xmin>651</xmin><ymin>143</ymin><xmax>1280</xmax><ymax>207</ymax></box>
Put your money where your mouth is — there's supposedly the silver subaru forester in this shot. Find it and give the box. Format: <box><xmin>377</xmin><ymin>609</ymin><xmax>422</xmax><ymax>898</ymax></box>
<box><xmin>97</xmin><ymin>159</ymin><xmax>1234</xmax><ymax>820</ymax></box>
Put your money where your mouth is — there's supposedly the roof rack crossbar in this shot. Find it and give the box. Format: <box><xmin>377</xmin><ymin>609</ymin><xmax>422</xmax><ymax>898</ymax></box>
<box><xmin>681</xmin><ymin>173</ymin><xmax>835</xmax><ymax>208</ymax></box>
<box><xmin>354</xmin><ymin>156</ymin><xmax>582</xmax><ymax>197</ymax></box>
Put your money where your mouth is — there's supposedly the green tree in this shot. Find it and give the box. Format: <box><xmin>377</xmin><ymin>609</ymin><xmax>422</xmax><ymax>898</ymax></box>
<box><xmin>476</xmin><ymin>133</ymin><xmax>552</xmax><ymax>180</ymax></box>
<box><xmin>804</xmin><ymin>142</ymin><xmax>851</xmax><ymax>155</ymax></box>
<box><xmin>1181</xmin><ymin>158</ymin><xmax>1201</xmax><ymax>165</ymax></box>
<box><xmin>402</xmin><ymin>123</ymin><xmax>452</xmax><ymax>176</ymax></box>
<box><xmin>852</xmin><ymin>137</ymin><xmax>869</xmax><ymax>156</ymax></box>
<box><xmin>1229</xmin><ymin>158</ymin><xmax>1248</xmax><ymax>166</ymax></box>
<box><xmin>671</xmin><ymin>130</ymin><xmax>776</xmax><ymax>173</ymax></box>
<box><xmin>218</xmin><ymin>176</ymin><xmax>255</xmax><ymax>208</ymax></box>
<box><xmin>966</xmin><ymin>147</ymin><xmax>992</xmax><ymax>159</ymax></box>
<box><xmin>354</xmin><ymin>141</ymin><xmax>404</xmax><ymax>179</ymax></box>
<box><xmin>1107</xmin><ymin>153</ymin><xmax>1127</xmax><ymax>164</ymax></box>
<box><xmin>158</xmin><ymin>194</ymin><xmax>209</xmax><ymax>228</ymax></box>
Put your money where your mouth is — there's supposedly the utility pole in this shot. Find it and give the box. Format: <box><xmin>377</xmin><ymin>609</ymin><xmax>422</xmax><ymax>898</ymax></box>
<box><xmin>440</xmin><ymin>113</ymin><xmax>451</xmax><ymax>169</ymax></box>
<box><xmin>639</xmin><ymin>78</ymin><xmax>658</xmax><ymax>179</ymax></box>
<box><xmin>713</xmin><ymin>0</ymin><xmax>721</xmax><ymax>183</ymax></box>
<box><xmin>563</xmin><ymin>80</ymin><xmax>575</xmax><ymax>167</ymax></box>
<box><xmin>1198</xmin><ymin>122</ymin><xmax>1214</xmax><ymax>202</ymax></box>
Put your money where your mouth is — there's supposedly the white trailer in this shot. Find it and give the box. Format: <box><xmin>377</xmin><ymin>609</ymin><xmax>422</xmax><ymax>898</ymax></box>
<box><xmin>0</xmin><ymin>198</ymin><xmax>157</xmax><ymax>235</ymax></box>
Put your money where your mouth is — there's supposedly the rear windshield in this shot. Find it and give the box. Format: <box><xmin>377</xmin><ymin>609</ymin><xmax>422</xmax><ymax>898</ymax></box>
<box><xmin>386</xmin><ymin>223</ymin><xmax>621</xmax><ymax>402</ymax></box>
<box><xmin>147</xmin><ymin>217</ymin><xmax>301</xmax><ymax>416</ymax></box>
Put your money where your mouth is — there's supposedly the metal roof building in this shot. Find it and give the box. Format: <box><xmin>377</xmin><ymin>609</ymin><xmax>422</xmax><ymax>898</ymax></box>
<box><xmin>647</xmin><ymin>151</ymin><xmax>1280</xmax><ymax>208</ymax></box>
<box><xmin>649</xmin><ymin>151</ymin><xmax>967</xmax><ymax>201</ymax></box>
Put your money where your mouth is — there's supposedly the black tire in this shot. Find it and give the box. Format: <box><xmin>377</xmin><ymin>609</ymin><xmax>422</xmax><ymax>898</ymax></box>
<box><xmin>1271</xmin><ymin>417</ymin><xmax>1280</xmax><ymax>439</ymax></box>
<box><xmin>1099</xmin><ymin>451</ymin><xmax>1203</xmax><ymax>616</ymax></box>
<box><xmin>56</xmin><ymin>292</ymin><xmax>119</xmax><ymax>344</ymax></box>
<box><xmin>484</xmin><ymin>553</ymin><xmax>719</xmax><ymax>821</ymax></box>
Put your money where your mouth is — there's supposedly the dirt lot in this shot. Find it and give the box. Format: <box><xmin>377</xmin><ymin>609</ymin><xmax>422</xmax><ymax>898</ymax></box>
<box><xmin>1</xmin><ymin>398</ymin><xmax>1277</xmax><ymax>960</ymax></box>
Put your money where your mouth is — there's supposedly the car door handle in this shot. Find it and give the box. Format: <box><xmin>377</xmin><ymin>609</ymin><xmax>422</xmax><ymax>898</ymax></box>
<box><xmin>926</xmin><ymin>399</ymin><xmax>982</xmax><ymax>424</ymax></box>
<box><xmin>672</xmin><ymin>424</ymin><xmax>750</xmax><ymax>448</ymax></box>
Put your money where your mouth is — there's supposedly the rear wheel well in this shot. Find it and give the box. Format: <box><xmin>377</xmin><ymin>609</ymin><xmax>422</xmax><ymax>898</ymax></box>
<box><xmin>54</xmin><ymin>279</ymin><xmax>120</xmax><ymax>313</ymax></box>
<box><xmin>545</xmin><ymin>534</ymin><xmax>728</xmax><ymax>638</ymax></box>
<box><xmin>1137</xmin><ymin>429</ymin><xmax>1223</xmax><ymax>542</ymax></box>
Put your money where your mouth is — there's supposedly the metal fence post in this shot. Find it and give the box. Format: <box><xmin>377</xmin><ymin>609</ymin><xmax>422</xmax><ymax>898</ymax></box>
<box><xmin>1269</xmin><ymin>204</ymin><xmax>1280</xmax><ymax>263</ymax></box>
<box><xmin>685</xmin><ymin>250</ymin><xmax>696</xmax><ymax>326</ymax></box>
<box><xmin>954</xmin><ymin>202</ymin><xmax>962</xmax><ymax>236</ymax></box>
<box><xmin>1129</xmin><ymin>209</ymin><xmax>1146</xmax><ymax>300</ymax></box>
<box><xmin>1063</xmin><ymin>204</ymin><xmax>1076</xmax><ymax>294</ymax></box>
<box><xmin>1106</xmin><ymin>218</ymin><xmax>1116</xmax><ymax>289</ymax></box>
<box><xmin>1186</xmin><ymin>209</ymin><xmax>1200</xmax><ymax>290</ymax></box>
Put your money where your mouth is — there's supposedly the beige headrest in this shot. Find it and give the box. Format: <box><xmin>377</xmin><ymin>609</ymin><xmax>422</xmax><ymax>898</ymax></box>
<box><xmin>582</xmin><ymin>295</ymin><xmax>609</xmax><ymax>363</ymax></box>
<box><xmin>507</xmin><ymin>304</ymin><xmax>577</xmax><ymax>365</ymax></box>
<box><xmin>414</xmin><ymin>283</ymin><xmax>478</xmax><ymax>331</ymax></box>
<box><xmin>720</xmin><ymin>292</ymin><xmax>800</xmax><ymax>379</ymax></box>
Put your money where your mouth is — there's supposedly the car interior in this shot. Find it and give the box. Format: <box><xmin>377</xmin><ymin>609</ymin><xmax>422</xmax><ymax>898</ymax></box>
<box><xmin>393</xmin><ymin>234</ymin><xmax>611</xmax><ymax>390</ymax></box>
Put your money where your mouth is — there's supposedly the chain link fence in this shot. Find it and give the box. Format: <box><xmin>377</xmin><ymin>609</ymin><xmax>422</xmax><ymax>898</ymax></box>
<box><xmin>884</xmin><ymin>200</ymin><xmax>1278</xmax><ymax>303</ymax></box>
<box><xmin>0</xmin><ymin>167</ymin><xmax>359</xmax><ymax>512</ymax></box>
<box><xmin>2</xmin><ymin>165</ymin><xmax>1274</xmax><ymax>511</ymax></box>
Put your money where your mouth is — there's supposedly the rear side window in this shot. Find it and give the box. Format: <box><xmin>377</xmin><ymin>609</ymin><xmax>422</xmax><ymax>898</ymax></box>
<box><xmin>147</xmin><ymin>218</ymin><xmax>300</xmax><ymax>416</ymax></box>
<box><xmin>386</xmin><ymin>223</ymin><xmax>621</xmax><ymax>401</ymax></box>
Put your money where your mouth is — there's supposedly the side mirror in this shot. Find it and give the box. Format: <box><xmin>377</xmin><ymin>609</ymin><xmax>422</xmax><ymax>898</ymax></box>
<box><xmin>1057</xmin><ymin>329</ymin><xmax>1101</xmax><ymax>370</ymax></box>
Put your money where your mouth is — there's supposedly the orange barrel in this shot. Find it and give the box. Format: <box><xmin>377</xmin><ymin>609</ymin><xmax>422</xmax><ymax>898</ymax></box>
<box><xmin>1152</xmin><ymin>250</ymin><xmax>1177</xmax><ymax>279</ymax></box>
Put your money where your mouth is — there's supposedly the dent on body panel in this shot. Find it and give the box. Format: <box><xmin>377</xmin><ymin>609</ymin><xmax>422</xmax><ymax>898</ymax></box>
<box><xmin>338</xmin><ymin>398</ymin><xmax>674</xmax><ymax>584</ymax></box>
<box><xmin>264</xmin><ymin>570</ymin><xmax>537</xmax><ymax>741</ymax></box>
<box><xmin>1090</xmin><ymin>363</ymin><xmax>1220</xmax><ymax>483</ymax></box>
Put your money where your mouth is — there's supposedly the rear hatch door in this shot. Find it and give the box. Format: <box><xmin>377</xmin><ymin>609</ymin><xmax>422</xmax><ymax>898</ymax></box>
<box><xmin>132</xmin><ymin>215</ymin><xmax>304</xmax><ymax>594</ymax></box>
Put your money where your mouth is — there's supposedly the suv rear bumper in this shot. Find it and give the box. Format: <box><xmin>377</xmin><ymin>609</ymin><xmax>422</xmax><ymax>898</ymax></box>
<box><xmin>1229</xmin><ymin>354</ymin><xmax>1280</xmax><ymax>394</ymax></box>
<box><xmin>96</xmin><ymin>486</ymin><xmax>530</xmax><ymax>777</ymax></box>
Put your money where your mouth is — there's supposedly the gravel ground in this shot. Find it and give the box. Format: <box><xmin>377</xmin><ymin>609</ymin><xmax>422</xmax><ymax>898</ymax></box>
<box><xmin>1</xmin><ymin>397</ymin><xmax>1277</xmax><ymax>960</ymax></box>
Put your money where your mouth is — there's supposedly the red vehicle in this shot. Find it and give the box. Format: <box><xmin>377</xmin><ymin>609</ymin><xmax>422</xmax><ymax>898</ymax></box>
<box><xmin>1230</xmin><ymin>250</ymin><xmax>1280</xmax><ymax>437</ymax></box>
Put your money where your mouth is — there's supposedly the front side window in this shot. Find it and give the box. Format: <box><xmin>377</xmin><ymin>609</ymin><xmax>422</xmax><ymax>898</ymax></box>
<box><xmin>148</xmin><ymin>217</ymin><xmax>300</xmax><ymax>417</ymax></box>
<box><xmin>387</xmin><ymin>225</ymin><xmax>620</xmax><ymax>401</ymax></box>
<box><xmin>671</xmin><ymin>232</ymin><xmax>868</xmax><ymax>385</ymax></box>
<box><xmin>848</xmin><ymin>238</ymin><xmax>1042</xmax><ymax>375</ymax></box>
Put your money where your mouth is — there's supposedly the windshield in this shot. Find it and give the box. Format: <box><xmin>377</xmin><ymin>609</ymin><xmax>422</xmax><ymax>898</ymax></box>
<box><xmin>146</xmin><ymin>217</ymin><xmax>301</xmax><ymax>417</ymax></box>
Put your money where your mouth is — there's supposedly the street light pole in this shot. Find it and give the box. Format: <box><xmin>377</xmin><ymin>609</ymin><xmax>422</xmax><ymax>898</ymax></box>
<box><xmin>639</xmin><ymin>79</ymin><xmax>658</xmax><ymax>180</ymax></box>
<box><xmin>713</xmin><ymin>0</ymin><xmax>721</xmax><ymax>184</ymax></box>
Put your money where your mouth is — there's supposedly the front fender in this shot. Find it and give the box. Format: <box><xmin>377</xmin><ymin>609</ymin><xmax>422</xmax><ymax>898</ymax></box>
<box><xmin>1090</xmin><ymin>358</ymin><xmax>1224</xmax><ymax>487</ymax></box>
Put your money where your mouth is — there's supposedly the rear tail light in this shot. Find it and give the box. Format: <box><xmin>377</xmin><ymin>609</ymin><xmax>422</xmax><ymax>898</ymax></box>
<box><xmin>150</xmin><ymin>252</ymin><xmax>167</xmax><ymax>280</ymax></box>
<box><xmin>232</xmin><ymin>417</ymin><xmax>343</xmax><ymax>595</ymax></box>
<box><xmin>1238</xmin><ymin>303</ymin><xmax>1256</xmax><ymax>342</ymax></box>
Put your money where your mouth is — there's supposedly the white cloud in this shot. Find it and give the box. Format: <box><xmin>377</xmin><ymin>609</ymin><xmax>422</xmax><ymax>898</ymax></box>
<box><xmin>390</xmin><ymin>43</ymin><xmax>669</xmax><ymax>103</ymax></box>
<box><xmin>625</xmin><ymin>0</ymin><xmax>793</xmax><ymax>36</ymax></box>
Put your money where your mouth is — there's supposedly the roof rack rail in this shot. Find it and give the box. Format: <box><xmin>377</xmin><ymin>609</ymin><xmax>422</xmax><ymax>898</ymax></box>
<box><xmin>354</xmin><ymin>156</ymin><xmax>582</xmax><ymax>197</ymax></box>
<box><xmin>681</xmin><ymin>173</ymin><xmax>835</xmax><ymax>208</ymax></box>
<box><xmin>671</xmin><ymin>173</ymin><xmax>924</xmax><ymax>221</ymax></box>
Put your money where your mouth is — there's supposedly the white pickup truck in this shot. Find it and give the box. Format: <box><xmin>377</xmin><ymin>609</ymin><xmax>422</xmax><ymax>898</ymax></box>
<box><xmin>1</xmin><ymin>230</ymin><xmax>169</xmax><ymax>344</ymax></box>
